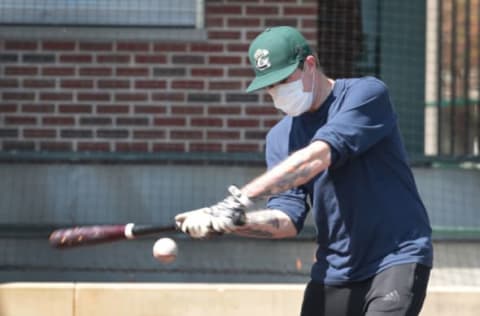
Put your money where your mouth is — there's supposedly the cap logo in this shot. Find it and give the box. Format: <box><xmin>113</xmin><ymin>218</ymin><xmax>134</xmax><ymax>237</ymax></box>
<box><xmin>254</xmin><ymin>49</ymin><xmax>271</xmax><ymax>71</ymax></box>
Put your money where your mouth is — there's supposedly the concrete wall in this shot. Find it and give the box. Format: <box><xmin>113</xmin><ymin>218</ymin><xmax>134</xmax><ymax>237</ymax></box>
<box><xmin>0</xmin><ymin>163</ymin><xmax>479</xmax><ymax>285</ymax></box>
<box><xmin>0</xmin><ymin>283</ymin><xmax>479</xmax><ymax>316</ymax></box>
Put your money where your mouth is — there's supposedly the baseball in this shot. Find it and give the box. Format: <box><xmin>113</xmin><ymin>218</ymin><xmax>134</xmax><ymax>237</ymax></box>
<box><xmin>152</xmin><ymin>238</ymin><xmax>178</xmax><ymax>264</ymax></box>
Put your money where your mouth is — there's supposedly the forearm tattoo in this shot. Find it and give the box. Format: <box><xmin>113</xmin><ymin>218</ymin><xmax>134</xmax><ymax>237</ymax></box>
<box><xmin>245</xmin><ymin>150</ymin><xmax>326</xmax><ymax>200</ymax></box>
<box><xmin>234</xmin><ymin>210</ymin><xmax>295</xmax><ymax>239</ymax></box>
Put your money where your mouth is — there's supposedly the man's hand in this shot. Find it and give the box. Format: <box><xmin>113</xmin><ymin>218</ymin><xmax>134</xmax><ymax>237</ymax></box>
<box><xmin>174</xmin><ymin>186</ymin><xmax>251</xmax><ymax>238</ymax></box>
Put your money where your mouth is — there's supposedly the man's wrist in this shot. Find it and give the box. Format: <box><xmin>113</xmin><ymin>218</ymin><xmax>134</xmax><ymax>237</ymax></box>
<box><xmin>228</xmin><ymin>185</ymin><xmax>253</xmax><ymax>208</ymax></box>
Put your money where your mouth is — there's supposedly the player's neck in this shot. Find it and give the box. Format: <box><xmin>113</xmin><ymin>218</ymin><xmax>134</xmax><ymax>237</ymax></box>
<box><xmin>310</xmin><ymin>74</ymin><xmax>334</xmax><ymax>112</ymax></box>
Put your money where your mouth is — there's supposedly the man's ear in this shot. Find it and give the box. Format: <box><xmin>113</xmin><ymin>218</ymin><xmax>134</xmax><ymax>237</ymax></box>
<box><xmin>304</xmin><ymin>55</ymin><xmax>317</xmax><ymax>72</ymax></box>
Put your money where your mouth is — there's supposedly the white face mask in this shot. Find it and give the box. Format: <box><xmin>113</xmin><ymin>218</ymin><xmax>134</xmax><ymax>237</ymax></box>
<box><xmin>269</xmin><ymin>70</ymin><xmax>315</xmax><ymax>117</ymax></box>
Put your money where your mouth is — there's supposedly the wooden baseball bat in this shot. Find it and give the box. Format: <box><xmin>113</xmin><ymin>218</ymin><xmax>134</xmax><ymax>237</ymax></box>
<box><xmin>49</xmin><ymin>223</ymin><xmax>177</xmax><ymax>249</ymax></box>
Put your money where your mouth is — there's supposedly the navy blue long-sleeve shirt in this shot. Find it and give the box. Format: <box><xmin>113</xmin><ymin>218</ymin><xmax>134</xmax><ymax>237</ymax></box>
<box><xmin>266</xmin><ymin>77</ymin><xmax>433</xmax><ymax>285</ymax></box>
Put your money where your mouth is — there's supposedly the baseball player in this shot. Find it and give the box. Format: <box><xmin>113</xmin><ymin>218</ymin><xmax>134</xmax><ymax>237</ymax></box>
<box><xmin>176</xmin><ymin>26</ymin><xmax>433</xmax><ymax>316</ymax></box>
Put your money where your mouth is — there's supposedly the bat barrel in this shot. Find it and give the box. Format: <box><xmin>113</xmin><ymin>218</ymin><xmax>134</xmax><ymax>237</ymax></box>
<box><xmin>48</xmin><ymin>224</ymin><xmax>178</xmax><ymax>249</ymax></box>
<box><xmin>49</xmin><ymin>225</ymin><xmax>126</xmax><ymax>249</ymax></box>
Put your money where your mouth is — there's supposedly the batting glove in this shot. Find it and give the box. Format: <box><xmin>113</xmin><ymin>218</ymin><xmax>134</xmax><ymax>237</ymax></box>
<box><xmin>175</xmin><ymin>185</ymin><xmax>252</xmax><ymax>238</ymax></box>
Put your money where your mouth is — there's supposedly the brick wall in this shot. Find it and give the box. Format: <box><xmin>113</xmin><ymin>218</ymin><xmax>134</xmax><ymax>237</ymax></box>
<box><xmin>0</xmin><ymin>0</ymin><xmax>318</xmax><ymax>155</ymax></box>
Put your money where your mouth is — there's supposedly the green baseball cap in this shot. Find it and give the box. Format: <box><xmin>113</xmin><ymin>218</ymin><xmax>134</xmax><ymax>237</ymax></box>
<box><xmin>246</xmin><ymin>26</ymin><xmax>312</xmax><ymax>93</ymax></box>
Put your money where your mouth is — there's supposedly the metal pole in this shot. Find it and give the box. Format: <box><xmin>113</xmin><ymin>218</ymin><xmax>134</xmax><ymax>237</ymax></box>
<box><xmin>450</xmin><ymin>0</ymin><xmax>457</xmax><ymax>155</ymax></box>
<box><xmin>436</xmin><ymin>0</ymin><xmax>443</xmax><ymax>155</ymax></box>
<box><xmin>463</xmin><ymin>0</ymin><xmax>471</xmax><ymax>156</ymax></box>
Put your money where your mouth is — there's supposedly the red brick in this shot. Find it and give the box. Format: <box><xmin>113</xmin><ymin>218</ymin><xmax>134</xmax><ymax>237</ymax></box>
<box><xmin>133</xmin><ymin>130</ymin><xmax>166</xmax><ymax>139</ymax></box>
<box><xmin>0</xmin><ymin>79</ymin><xmax>19</xmax><ymax>88</ymax></box>
<box><xmin>79</xmin><ymin>42</ymin><xmax>113</xmax><ymax>51</ymax></box>
<box><xmin>40</xmin><ymin>92</ymin><xmax>73</xmax><ymax>101</ymax></box>
<box><xmin>190</xmin><ymin>143</ymin><xmax>222</xmax><ymax>152</ymax></box>
<box><xmin>22</xmin><ymin>104</ymin><xmax>55</xmax><ymax>113</ymax></box>
<box><xmin>265</xmin><ymin>18</ymin><xmax>298</xmax><ymax>27</ymax></box>
<box><xmin>135</xmin><ymin>80</ymin><xmax>167</xmax><ymax>89</ymax></box>
<box><xmin>246</xmin><ymin>31</ymin><xmax>263</xmax><ymax>40</ymax></box>
<box><xmin>42</xmin><ymin>67</ymin><xmax>75</xmax><ymax>76</ymax></box>
<box><xmin>152</xmin><ymin>93</ymin><xmax>185</xmax><ymax>102</ymax></box>
<box><xmin>208</xmin><ymin>31</ymin><xmax>241</xmax><ymax>40</ymax></box>
<box><xmin>115</xmin><ymin>93</ymin><xmax>148</xmax><ymax>102</ymax></box>
<box><xmin>60</xmin><ymin>54</ymin><xmax>93</xmax><ymax>63</ymax></box>
<box><xmin>116</xmin><ymin>67</ymin><xmax>149</xmax><ymax>77</ymax></box>
<box><xmin>43</xmin><ymin>117</ymin><xmax>75</xmax><ymax>125</ymax></box>
<box><xmin>61</xmin><ymin>129</ymin><xmax>93</xmax><ymax>138</ymax></box>
<box><xmin>79</xmin><ymin>67</ymin><xmax>112</xmax><ymax>76</ymax></box>
<box><xmin>97</xmin><ymin>105</ymin><xmax>129</xmax><ymax>114</ymax></box>
<box><xmin>228</xmin><ymin>67</ymin><xmax>254</xmax><ymax>77</ymax></box>
<box><xmin>78</xmin><ymin>93</ymin><xmax>110</xmax><ymax>102</ymax></box>
<box><xmin>5</xmin><ymin>116</ymin><xmax>36</xmax><ymax>125</ymax></box>
<box><xmin>43</xmin><ymin>41</ymin><xmax>76</xmax><ymax>51</ymax></box>
<box><xmin>227</xmin><ymin>143</ymin><xmax>260</xmax><ymax>152</ymax></box>
<box><xmin>79</xmin><ymin>117</ymin><xmax>112</xmax><ymax>125</ymax></box>
<box><xmin>205</xmin><ymin>17</ymin><xmax>224</xmax><ymax>28</ymax></box>
<box><xmin>207</xmin><ymin>131</ymin><xmax>240</xmax><ymax>140</ymax></box>
<box><xmin>208</xmin><ymin>106</ymin><xmax>241</xmax><ymax>115</ymax></box>
<box><xmin>96</xmin><ymin>129</ymin><xmax>129</xmax><ymax>138</ymax></box>
<box><xmin>5</xmin><ymin>41</ymin><xmax>38</xmax><ymax>50</ymax></box>
<box><xmin>209</xmin><ymin>56</ymin><xmax>242</xmax><ymax>64</ymax></box>
<box><xmin>135</xmin><ymin>55</ymin><xmax>167</xmax><ymax>64</ymax></box>
<box><xmin>153</xmin><ymin>143</ymin><xmax>185</xmax><ymax>152</ymax></box>
<box><xmin>190</xmin><ymin>43</ymin><xmax>224</xmax><ymax>52</ymax></box>
<box><xmin>61</xmin><ymin>79</ymin><xmax>94</xmax><ymax>89</ymax></box>
<box><xmin>171</xmin><ymin>106</ymin><xmax>204</xmax><ymax>115</ymax></box>
<box><xmin>209</xmin><ymin>81</ymin><xmax>242</xmax><ymax>90</ymax></box>
<box><xmin>227</xmin><ymin>43</ymin><xmax>250</xmax><ymax>52</ymax></box>
<box><xmin>153</xmin><ymin>43</ymin><xmax>188</xmax><ymax>52</ymax></box>
<box><xmin>0</xmin><ymin>104</ymin><xmax>18</xmax><ymax>113</ymax></box>
<box><xmin>172</xmin><ymin>55</ymin><xmax>204</xmax><ymax>64</ymax></box>
<box><xmin>171</xmin><ymin>80</ymin><xmax>204</xmax><ymax>90</ymax></box>
<box><xmin>171</xmin><ymin>130</ymin><xmax>202</xmax><ymax>139</ymax></box>
<box><xmin>206</xmin><ymin>5</ymin><xmax>242</xmax><ymax>15</ymax></box>
<box><xmin>98</xmin><ymin>80</ymin><xmax>130</xmax><ymax>89</ymax></box>
<box><xmin>23</xmin><ymin>79</ymin><xmax>55</xmax><ymax>88</ymax></box>
<box><xmin>245</xmin><ymin>130</ymin><xmax>268</xmax><ymax>140</ymax></box>
<box><xmin>302</xmin><ymin>31</ymin><xmax>317</xmax><ymax>41</ymax></box>
<box><xmin>23</xmin><ymin>129</ymin><xmax>56</xmax><ymax>138</ymax></box>
<box><xmin>5</xmin><ymin>66</ymin><xmax>38</xmax><ymax>76</ymax></box>
<box><xmin>117</xmin><ymin>42</ymin><xmax>150</xmax><ymax>52</ymax></box>
<box><xmin>284</xmin><ymin>6</ymin><xmax>317</xmax><ymax>15</ymax></box>
<box><xmin>59</xmin><ymin>104</ymin><xmax>92</xmax><ymax>113</ymax></box>
<box><xmin>191</xmin><ymin>68</ymin><xmax>224</xmax><ymax>77</ymax></box>
<box><xmin>97</xmin><ymin>54</ymin><xmax>130</xmax><ymax>63</ymax></box>
<box><xmin>227</xmin><ymin>118</ymin><xmax>260</xmax><ymax>127</ymax></box>
<box><xmin>246</xmin><ymin>106</ymin><xmax>278</xmax><ymax>115</ymax></box>
<box><xmin>191</xmin><ymin>118</ymin><xmax>223</xmax><ymax>127</ymax></box>
<box><xmin>3</xmin><ymin>92</ymin><xmax>35</xmax><ymax>101</ymax></box>
<box><xmin>301</xmin><ymin>18</ymin><xmax>318</xmax><ymax>28</ymax></box>
<box><xmin>154</xmin><ymin>118</ymin><xmax>186</xmax><ymax>126</ymax></box>
<box><xmin>153</xmin><ymin>67</ymin><xmax>186</xmax><ymax>77</ymax></box>
<box><xmin>246</xmin><ymin>6</ymin><xmax>279</xmax><ymax>15</ymax></box>
<box><xmin>227</xmin><ymin>18</ymin><xmax>261</xmax><ymax>27</ymax></box>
